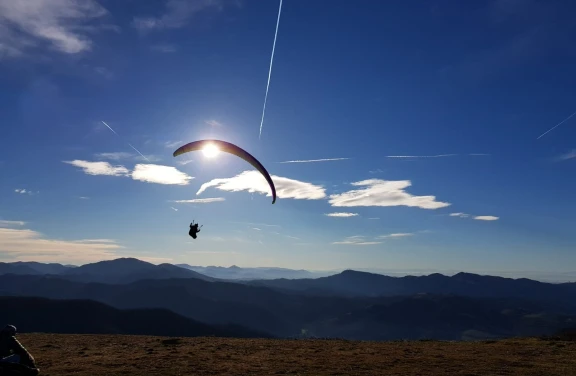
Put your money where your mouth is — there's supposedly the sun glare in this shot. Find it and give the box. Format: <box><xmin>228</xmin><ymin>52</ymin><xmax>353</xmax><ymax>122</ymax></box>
<box><xmin>202</xmin><ymin>143</ymin><xmax>221</xmax><ymax>159</ymax></box>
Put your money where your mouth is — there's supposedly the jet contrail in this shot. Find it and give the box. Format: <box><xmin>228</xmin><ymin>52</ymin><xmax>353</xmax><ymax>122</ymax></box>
<box><xmin>101</xmin><ymin>120</ymin><xmax>150</xmax><ymax>162</ymax></box>
<box><xmin>537</xmin><ymin>109</ymin><xmax>576</xmax><ymax>139</ymax></box>
<box><xmin>101</xmin><ymin>121</ymin><xmax>118</xmax><ymax>135</ymax></box>
<box><xmin>128</xmin><ymin>143</ymin><xmax>150</xmax><ymax>162</ymax></box>
<box><xmin>259</xmin><ymin>0</ymin><xmax>283</xmax><ymax>140</ymax></box>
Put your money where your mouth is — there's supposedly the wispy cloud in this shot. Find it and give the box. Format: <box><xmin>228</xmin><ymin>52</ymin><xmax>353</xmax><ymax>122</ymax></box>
<box><xmin>332</xmin><ymin>236</ymin><xmax>382</xmax><ymax>246</ymax></box>
<box><xmin>474</xmin><ymin>215</ymin><xmax>499</xmax><ymax>221</ymax></box>
<box><xmin>279</xmin><ymin>158</ymin><xmax>350</xmax><ymax>164</ymax></box>
<box><xmin>376</xmin><ymin>233</ymin><xmax>414</xmax><ymax>239</ymax></box>
<box><xmin>63</xmin><ymin>160</ymin><xmax>130</xmax><ymax>176</ymax></box>
<box><xmin>165</xmin><ymin>140</ymin><xmax>183</xmax><ymax>148</ymax></box>
<box><xmin>197</xmin><ymin>170</ymin><xmax>327</xmax><ymax>200</ymax></box>
<box><xmin>171</xmin><ymin>198</ymin><xmax>225</xmax><ymax>204</ymax></box>
<box><xmin>150</xmin><ymin>44</ymin><xmax>177</xmax><ymax>53</ymax></box>
<box><xmin>368</xmin><ymin>217</ymin><xmax>380</xmax><ymax>220</ymax></box>
<box><xmin>205</xmin><ymin>119</ymin><xmax>223</xmax><ymax>127</ymax></box>
<box><xmin>0</xmin><ymin>0</ymin><xmax>113</xmax><ymax>58</ymax></box>
<box><xmin>14</xmin><ymin>189</ymin><xmax>38</xmax><ymax>195</ymax></box>
<box><xmin>95</xmin><ymin>66</ymin><xmax>113</xmax><ymax>79</ymax></box>
<box><xmin>450</xmin><ymin>212</ymin><xmax>499</xmax><ymax>221</ymax></box>
<box><xmin>0</xmin><ymin>227</ymin><xmax>122</xmax><ymax>263</ymax></box>
<box><xmin>78</xmin><ymin>196</ymin><xmax>90</xmax><ymax>200</ymax></box>
<box><xmin>0</xmin><ymin>220</ymin><xmax>26</xmax><ymax>227</ymax></box>
<box><xmin>132</xmin><ymin>0</ymin><xmax>226</xmax><ymax>33</ymax></box>
<box><xmin>558</xmin><ymin>150</ymin><xmax>576</xmax><ymax>161</ymax></box>
<box><xmin>170</xmin><ymin>206</ymin><xmax>178</xmax><ymax>211</ymax></box>
<box><xmin>325</xmin><ymin>212</ymin><xmax>358</xmax><ymax>217</ymax></box>
<box><xmin>385</xmin><ymin>154</ymin><xmax>457</xmax><ymax>159</ymax></box>
<box><xmin>94</xmin><ymin>151</ymin><xmax>161</xmax><ymax>163</ymax></box>
<box><xmin>94</xmin><ymin>152</ymin><xmax>133</xmax><ymax>160</ymax></box>
<box><xmin>131</xmin><ymin>164</ymin><xmax>193</xmax><ymax>185</ymax></box>
<box><xmin>252</xmin><ymin>227</ymin><xmax>261</xmax><ymax>231</ymax></box>
<box><xmin>329</xmin><ymin>179</ymin><xmax>450</xmax><ymax>209</ymax></box>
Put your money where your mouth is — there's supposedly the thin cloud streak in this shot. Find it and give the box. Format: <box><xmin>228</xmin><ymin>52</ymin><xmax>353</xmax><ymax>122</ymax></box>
<box><xmin>537</xmin><ymin>109</ymin><xmax>576</xmax><ymax>139</ymax></box>
<box><xmin>325</xmin><ymin>212</ymin><xmax>358</xmax><ymax>217</ymax></box>
<box><xmin>171</xmin><ymin>198</ymin><xmax>225</xmax><ymax>204</ymax></box>
<box><xmin>279</xmin><ymin>158</ymin><xmax>350</xmax><ymax>164</ymax></box>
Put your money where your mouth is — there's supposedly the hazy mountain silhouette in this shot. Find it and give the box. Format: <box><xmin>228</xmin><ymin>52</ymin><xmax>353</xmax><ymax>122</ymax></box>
<box><xmin>248</xmin><ymin>270</ymin><xmax>576</xmax><ymax>304</ymax></box>
<box><xmin>307</xmin><ymin>294</ymin><xmax>576</xmax><ymax>340</ymax></box>
<box><xmin>0</xmin><ymin>296</ymin><xmax>271</xmax><ymax>338</ymax></box>
<box><xmin>176</xmin><ymin>264</ymin><xmax>333</xmax><ymax>280</ymax></box>
<box><xmin>58</xmin><ymin>258</ymin><xmax>214</xmax><ymax>284</ymax></box>
<box><xmin>0</xmin><ymin>273</ymin><xmax>574</xmax><ymax>340</ymax></box>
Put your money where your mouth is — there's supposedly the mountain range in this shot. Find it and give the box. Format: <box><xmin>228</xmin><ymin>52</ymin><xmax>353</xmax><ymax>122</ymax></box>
<box><xmin>1</xmin><ymin>258</ymin><xmax>575</xmax><ymax>341</ymax></box>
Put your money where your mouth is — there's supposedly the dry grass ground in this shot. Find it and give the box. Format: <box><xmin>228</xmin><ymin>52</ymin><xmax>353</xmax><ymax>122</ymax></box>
<box><xmin>17</xmin><ymin>333</ymin><xmax>576</xmax><ymax>375</ymax></box>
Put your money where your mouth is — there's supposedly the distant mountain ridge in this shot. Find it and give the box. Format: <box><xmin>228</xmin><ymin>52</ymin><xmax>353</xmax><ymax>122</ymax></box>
<box><xmin>0</xmin><ymin>296</ymin><xmax>271</xmax><ymax>338</ymax></box>
<box><xmin>0</xmin><ymin>272</ymin><xmax>574</xmax><ymax>340</ymax></box>
<box><xmin>176</xmin><ymin>263</ymin><xmax>333</xmax><ymax>280</ymax></box>
<box><xmin>247</xmin><ymin>269</ymin><xmax>576</xmax><ymax>303</ymax></box>
<box><xmin>1</xmin><ymin>258</ymin><xmax>214</xmax><ymax>284</ymax></box>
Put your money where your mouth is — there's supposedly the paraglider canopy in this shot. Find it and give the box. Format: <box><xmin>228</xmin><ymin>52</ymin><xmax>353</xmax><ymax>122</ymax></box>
<box><xmin>173</xmin><ymin>139</ymin><xmax>277</xmax><ymax>204</ymax></box>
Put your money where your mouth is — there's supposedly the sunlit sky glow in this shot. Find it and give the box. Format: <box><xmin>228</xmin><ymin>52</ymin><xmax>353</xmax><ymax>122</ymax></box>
<box><xmin>1</xmin><ymin>0</ymin><xmax>576</xmax><ymax>279</ymax></box>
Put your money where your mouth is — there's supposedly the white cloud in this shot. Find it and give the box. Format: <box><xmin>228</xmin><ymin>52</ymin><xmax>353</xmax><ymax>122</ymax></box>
<box><xmin>332</xmin><ymin>236</ymin><xmax>382</xmax><ymax>246</ymax></box>
<box><xmin>171</xmin><ymin>198</ymin><xmax>225</xmax><ymax>204</ymax></box>
<box><xmin>64</xmin><ymin>160</ymin><xmax>130</xmax><ymax>176</ymax></box>
<box><xmin>131</xmin><ymin>164</ymin><xmax>193</xmax><ymax>185</ymax></box>
<box><xmin>14</xmin><ymin>189</ymin><xmax>38</xmax><ymax>195</ymax></box>
<box><xmin>279</xmin><ymin>158</ymin><xmax>350</xmax><ymax>164</ymax></box>
<box><xmin>368</xmin><ymin>217</ymin><xmax>380</xmax><ymax>220</ymax></box>
<box><xmin>474</xmin><ymin>215</ymin><xmax>499</xmax><ymax>221</ymax></box>
<box><xmin>0</xmin><ymin>220</ymin><xmax>26</xmax><ymax>227</ymax></box>
<box><xmin>132</xmin><ymin>0</ymin><xmax>226</xmax><ymax>33</ymax></box>
<box><xmin>170</xmin><ymin>206</ymin><xmax>178</xmax><ymax>211</ymax></box>
<box><xmin>325</xmin><ymin>212</ymin><xmax>358</xmax><ymax>217</ymax></box>
<box><xmin>150</xmin><ymin>44</ymin><xmax>177</xmax><ymax>53</ymax></box>
<box><xmin>377</xmin><ymin>233</ymin><xmax>414</xmax><ymax>239</ymax></box>
<box><xmin>329</xmin><ymin>179</ymin><xmax>450</xmax><ymax>209</ymax></box>
<box><xmin>197</xmin><ymin>170</ymin><xmax>327</xmax><ymax>200</ymax></box>
<box><xmin>450</xmin><ymin>212</ymin><xmax>499</xmax><ymax>221</ymax></box>
<box><xmin>0</xmin><ymin>0</ymin><xmax>112</xmax><ymax>57</ymax></box>
<box><xmin>78</xmin><ymin>196</ymin><xmax>90</xmax><ymax>200</ymax></box>
<box><xmin>252</xmin><ymin>228</ymin><xmax>261</xmax><ymax>231</ymax></box>
<box><xmin>0</xmin><ymin>227</ymin><xmax>122</xmax><ymax>263</ymax></box>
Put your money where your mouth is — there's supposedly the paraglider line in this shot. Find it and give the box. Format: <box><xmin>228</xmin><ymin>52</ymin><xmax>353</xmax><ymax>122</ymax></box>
<box><xmin>259</xmin><ymin>0</ymin><xmax>283</xmax><ymax>140</ymax></box>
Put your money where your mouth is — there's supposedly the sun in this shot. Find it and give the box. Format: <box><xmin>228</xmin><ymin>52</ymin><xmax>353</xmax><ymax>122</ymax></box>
<box><xmin>202</xmin><ymin>143</ymin><xmax>221</xmax><ymax>159</ymax></box>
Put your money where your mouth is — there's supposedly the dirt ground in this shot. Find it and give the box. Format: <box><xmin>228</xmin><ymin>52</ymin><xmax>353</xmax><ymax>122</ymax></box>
<box><xmin>17</xmin><ymin>333</ymin><xmax>576</xmax><ymax>375</ymax></box>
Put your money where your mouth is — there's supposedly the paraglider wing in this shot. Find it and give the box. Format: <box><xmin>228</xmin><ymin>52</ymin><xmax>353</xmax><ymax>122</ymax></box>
<box><xmin>173</xmin><ymin>139</ymin><xmax>277</xmax><ymax>204</ymax></box>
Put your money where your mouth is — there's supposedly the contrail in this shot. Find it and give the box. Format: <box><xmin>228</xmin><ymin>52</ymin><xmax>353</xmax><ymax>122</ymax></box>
<box><xmin>128</xmin><ymin>143</ymin><xmax>150</xmax><ymax>162</ymax></box>
<box><xmin>101</xmin><ymin>120</ymin><xmax>150</xmax><ymax>162</ymax></box>
<box><xmin>101</xmin><ymin>121</ymin><xmax>118</xmax><ymax>135</ymax></box>
<box><xmin>537</xmin><ymin>109</ymin><xmax>576</xmax><ymax>139</ymax></box>
<box><xmin>259</xmin><ymin>0</ymin><xmax>283</xmax><ymax>140</ymax></box>
<box><xmin>279</xmin><ymin>158</ymin><xmax>350</xmax><ymax>163</ymax></box>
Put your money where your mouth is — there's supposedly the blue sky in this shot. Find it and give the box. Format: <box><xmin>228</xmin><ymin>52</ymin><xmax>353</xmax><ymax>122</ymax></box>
<box><xmin>1</xmin><ymin>0</ymin><xmax>576</xmax><ymax>279</ymax></box>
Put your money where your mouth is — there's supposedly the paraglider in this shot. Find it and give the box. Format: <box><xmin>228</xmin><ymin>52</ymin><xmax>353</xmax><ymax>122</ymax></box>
<box><xmin>172</xmin><ymin>139</ymin><xmax>277</xmax><ymax>204</ymax></box>
<box><xmin>189</xmin><ymin>221</ymin><xmax>202</xmax><ymax>239</ymax></box>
